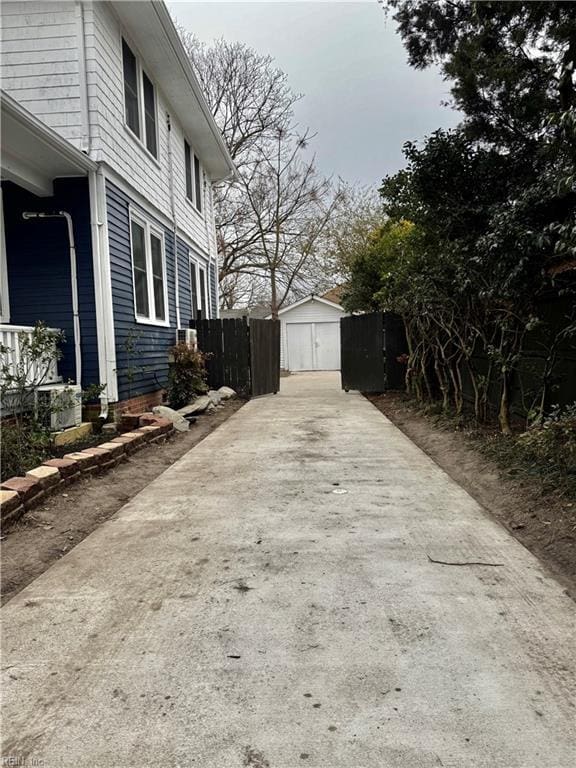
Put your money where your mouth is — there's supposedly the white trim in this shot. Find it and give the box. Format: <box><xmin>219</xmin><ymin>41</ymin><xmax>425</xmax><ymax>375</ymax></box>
<box><xmin>88</xmin><ymin>170</ymin><xmax>108</xmax><ymax>411</ymax></box>
<box><xmin>101</xmin><ymin>165</ymin><xmax>210</xmax><ymax>254</ymax></box>
<box><xmin>95</xmin><ymin>167</ymin><xmax>118</xmax><ymax>402</ymax></box>
<box><xmin>129</xmin><ymin>209</ymin><xmax>170</xmax><ymax>327</ymax></box>
<box><xmin>197</xmin><ymin>263</ymin><xmax>210</xmax><ymax>318</ymax></box>
<box><xmin>183</xmin><ymin>139</ymin><xmax>203</xmax><ymax>212</ymax></box>
<box><xmin>0</xmin><ymin>188</ymin><xmax>10</xmax><ymax>324</ymax></box>
<box><xmin>0</xmin><ymin>92</ymin><xmax>97</xmax><ymax>174</ymax></box>
<box><xmin>267</xmin><ymin>294</ymin><xmax>345</xmax><ymax>319</ymax></box>
<box><xmin>188</xmin><ymin>254</ymin><xmax>199</xmax><ymax>319</ymax></box>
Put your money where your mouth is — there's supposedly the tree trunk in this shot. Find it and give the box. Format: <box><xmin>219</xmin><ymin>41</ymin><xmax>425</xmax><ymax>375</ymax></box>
<box><xmin>498</xmin><ymin>372</ymin><xmax>512</xmax><ymax>435</ymax></box>
<box><xmin>270</xmin><ymin>268</ymin><xmax>278</xmax><ymax>320</ymax></box>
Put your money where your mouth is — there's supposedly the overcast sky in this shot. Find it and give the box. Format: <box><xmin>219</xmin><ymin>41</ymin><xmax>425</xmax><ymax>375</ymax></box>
<box><xmin>169</xmin><ymin>1</ymin><xmax>460</xmax><ymax>187</ymax></box>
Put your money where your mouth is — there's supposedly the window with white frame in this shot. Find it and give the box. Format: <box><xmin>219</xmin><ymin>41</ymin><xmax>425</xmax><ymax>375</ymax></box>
<box><xmin>184</xmin><ymin>139</ymin><xmax>203</xmax><ymax>212</ymax></box>
<box><xmin>189</xmin><ymin>258</ymin><xmax>199</xmax><ymax>320</ymax></box>
<box><xmin>199</xmin><ymin>265</ymin><xmax>209</xmax><ymax>317</ymax></box>
<box><xmin>130</xmin><ymin>214</ymin><xmax>167</xmax><ymax>324</ymax></box>
<box><xmin>122</xmin><ymin>38</ymin><xmax>158</xmax><ymax>159</ymax></box>
<box><xmin>189</xmin><ymin>256</ymin><xmax>210</xmax><ymax>319</ymax></box>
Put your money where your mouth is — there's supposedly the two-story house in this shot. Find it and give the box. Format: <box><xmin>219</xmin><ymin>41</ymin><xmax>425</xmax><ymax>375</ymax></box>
<box><xmin>0</xmin><ymin>0</ymin><xmax>234</xmax><ymax>417</ymax></box>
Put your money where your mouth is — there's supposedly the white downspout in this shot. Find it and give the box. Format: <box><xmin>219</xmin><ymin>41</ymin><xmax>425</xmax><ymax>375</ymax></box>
<box><xmin>88</xmin><ymin>170</ymin><xmax>109</xmax><ymax>419</ymax></box>
<box><xmin>21</xmin><ymin>212</ymin><xmax>82</xmax><ymax>386</ymax></box>
<box><xmin>166</xmin><ymin>113</ymin><xmax>181</xmax><ymax>329</ymax></box>
<box><xmin>60</xmin><ymin>212</ymin><xmax>82</xmax><ymax>386</ymax></box>
<box><xmin>95</xmin><ymin>167</ymin><xmax>118</xmax><ymax>403</ymax></box>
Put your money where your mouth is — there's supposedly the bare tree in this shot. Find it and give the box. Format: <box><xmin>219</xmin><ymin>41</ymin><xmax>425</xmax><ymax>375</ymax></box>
<box><xmin>233</xmin><ymin>128</ymin><xmax>340</xmax><ymax>317</ymax></box>
<box><xmin>177</xmin><ymin>30</ymin><xmax>340</xmax><ymax>310</ymax></box>
<box><xmin>179</xmin><ymin>33</ymin><xmax>300</xmax><ymax>168</ymax></box>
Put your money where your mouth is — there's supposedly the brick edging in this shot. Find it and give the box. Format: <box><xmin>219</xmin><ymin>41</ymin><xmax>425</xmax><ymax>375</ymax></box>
<box><xmin>0</xmin><ymin>415</ymin><xmax>175</xmax><ymax>529</ymax></box>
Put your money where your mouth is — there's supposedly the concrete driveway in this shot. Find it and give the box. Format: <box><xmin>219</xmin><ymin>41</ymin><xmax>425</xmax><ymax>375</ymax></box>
<box><xmin>2</xmin><ymin>372</ymin><xmax>575</xmax><ymax>767</ymax></box>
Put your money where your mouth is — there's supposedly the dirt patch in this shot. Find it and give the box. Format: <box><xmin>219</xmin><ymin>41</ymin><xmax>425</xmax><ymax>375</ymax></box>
<box><xmin>366</xmin><ymin>392</ymin><xmax>576</xmax><ymax>598</ymax></box>
<box><xmin>1</xmin><ymin>398</ymin><xmax>245</xmax><ymax>605</ymax></box>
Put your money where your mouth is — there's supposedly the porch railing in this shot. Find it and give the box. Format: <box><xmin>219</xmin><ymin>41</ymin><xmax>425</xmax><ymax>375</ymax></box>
<box><xmin>0</xmin><ymin>325</ymin><xmax>62</xmax><ymax>387</ymax></box>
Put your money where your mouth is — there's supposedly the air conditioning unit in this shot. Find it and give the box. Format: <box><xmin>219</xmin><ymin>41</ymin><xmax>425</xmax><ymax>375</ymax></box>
<box><xmin>35</xmin><ymin>383</ymin><xmax>82</xmax><ymax>431</ymax></box>
<box><xmin>176</xmin><ymin>328</ymin><xmax>197</xmax><ymax>350</ymax></box>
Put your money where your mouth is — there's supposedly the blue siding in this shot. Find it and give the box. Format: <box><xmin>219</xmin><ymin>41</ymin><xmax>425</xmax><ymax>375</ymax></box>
<box><xmin>106</xmin><ymin>180</ymin><xmax>178</xmax><ymax>401</ymax></box>
<box><xmin>2</xmin><ymin>178</ymin><xmax>99</xmax><ymax>388</ymax></box>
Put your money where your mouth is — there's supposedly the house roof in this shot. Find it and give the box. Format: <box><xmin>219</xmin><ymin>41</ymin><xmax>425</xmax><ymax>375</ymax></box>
<box><xmin>321</xmin><ymin>285</ymin><xmax>346</xmax><ymax>305</ymax></box>
<box><xmin>1</xmin><ymin>91</ymin><xmax>97</xmax><ymax>197</ymax></box>
<box><xmin>266</xmin><ymin>294</ymin><xmax>346</xmax><ymax>319</ymax></box>
<box><xmin>110</xmin><ymin>1</ymin><xmax>235</xmax><ymax>182</ymax></box>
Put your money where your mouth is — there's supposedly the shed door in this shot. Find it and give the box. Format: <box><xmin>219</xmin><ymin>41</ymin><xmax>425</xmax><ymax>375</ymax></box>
<box><xmin>287</xmin><ymin>323</ymin><xmax>313</xmax><ymax>371</ymax></box>
<box><xmin>314</xmin><ymin>322</ymin><xmax>340</xmax><ymax>370</ymax></box>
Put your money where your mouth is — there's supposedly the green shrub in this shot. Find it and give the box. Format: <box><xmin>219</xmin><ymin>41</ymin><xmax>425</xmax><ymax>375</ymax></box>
<box><xmin>167</xmin><ymin>344</ymin><xmax>209</xmax><ymax>409</ymax></box>
<box><xmin>1</xmin><ymin>421</ymin><xmax>52</xmax><ymax>481</ymax></box>
<box><xmin>516</xmin><ymin>404</ymin><xmax>576</xmax><ymax>474</ymax></box>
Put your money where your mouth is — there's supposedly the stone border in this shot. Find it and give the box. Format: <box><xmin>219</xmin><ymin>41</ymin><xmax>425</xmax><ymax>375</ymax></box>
<box><xmin>0</xmin><ymin>415</ymin><xmax>174</xmax><ymax>528</ymax></box>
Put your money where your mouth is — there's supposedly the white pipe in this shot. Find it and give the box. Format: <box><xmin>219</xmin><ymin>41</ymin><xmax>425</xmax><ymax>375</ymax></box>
<box><xmin>75</xmin><ymin>1</ymin><xmax>90</xmax><ymax>154</ymax></box>
<box><xmin>166</xmin><ymin>113</ymin><xmax>181</xmax><ymax>329</ymax></box>
<box><xmin>22</xmin><ymin>211</ymin><xmax>81</xmax><ymax>385</ymax></box>
<box><xmin>95</xmin><ymin>166</ymin><xmax>118</xmax><ymax>403</ymax></box>
<box><xmin>88</xmin><ymin>169</ymin><xmax>109</xmax><ymax>419</ymax></box>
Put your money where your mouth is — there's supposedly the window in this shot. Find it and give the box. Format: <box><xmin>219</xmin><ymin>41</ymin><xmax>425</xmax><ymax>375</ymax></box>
<box><xmin>199</xmin><ymin>266</ymin><xmax>209</xmax><ymax>317</ymax></box>
<box><xmin>122</xmin><ymin>39</ymin><xmax>140</xmax><ymax>137</ymax></box>
<box><xmin>130</xmin><ymin>215</ymin><xmax>167</xmax><ymax>324</ymax></box>
<box><xmin>142</xmin><ymin>71</ymin><xmax>157</xmax><ymax>157</ymax></box>
<box><xmin>184</xmin><ymin>141</ymin><xmax>193</xmax><ymax>202</ymax></box>
<box><xmin>190</xmin><ymin>257</ymin><xmax>211</xmax><ymax>319</ymax></box>
<box><xmin>122</xmin><ymin>38</ymin><xmax>158</xmax><ymax>158</ymax></box>
<box><xmin>194</xmin><ymin>154</ymin><xmax>202</xmax><ymax>212</ymax></box>
<box><xmin>189</xmin><ymin>259</ymin><xmax>199</xmax><ymax>319</ymax></box>
<box><xmin>184</xmin><ymin>140</ymin><xmax>202</xmax><ymax>211</ymax></box>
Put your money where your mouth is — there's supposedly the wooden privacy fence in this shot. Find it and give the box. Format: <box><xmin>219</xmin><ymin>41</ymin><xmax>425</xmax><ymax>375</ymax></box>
<box><xmin>190</xmin><ymin>317</ymin><xmax>280</xmax><ymax>397</ymax></box>
<box><xmin>340</xmin><ymin>312</ymin><xmax>408</xmax><ymax>393</ymax></box>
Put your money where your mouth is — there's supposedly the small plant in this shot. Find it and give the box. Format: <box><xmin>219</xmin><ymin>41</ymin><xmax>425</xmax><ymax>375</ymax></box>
<box><xmin>0</xmin><ymin>323</ymin><xmax>65</xmax><ymax>479</ymax></box>
<box><xmin>167</xmin><ymin>343</ymin><xmax>208</xmax><ymax>409</ymax></box>
<box><xmin>516</xmin><ymin>404</ymin><xmax>576</xmax><ymax>475</ymax></box>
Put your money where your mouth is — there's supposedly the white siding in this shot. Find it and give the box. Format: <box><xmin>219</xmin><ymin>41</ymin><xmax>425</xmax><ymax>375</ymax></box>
<box><xmin>1</xmin><ymin>1</ymin><xmax>218</xmax><ymax>256</ymax></box>
<box><xmin>278</xmin><ymin>298</ymin><xmax>347</xmax><ymax>370</ymax></box>
<box><xmin>84</xmin><ymin>1</ymin><xmax>212</xmax><ymax>254</ymax></box>
<box><xmin>0</xmin><ymin>2</ymin><xmax>83</xmax><ymax>144</ymax></box>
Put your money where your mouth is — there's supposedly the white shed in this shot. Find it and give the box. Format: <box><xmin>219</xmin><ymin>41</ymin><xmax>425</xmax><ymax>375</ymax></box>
<box><xmin>269</xmin><ymin>295</ymin><xmax>349</xmax><ymax>371</ymax></box>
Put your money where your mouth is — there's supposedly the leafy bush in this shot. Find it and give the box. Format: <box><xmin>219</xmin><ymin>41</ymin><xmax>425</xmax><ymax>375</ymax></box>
<box><xmin>1</xmin><ymin>421</ymin><xmax>52</xmax><ymax>481</ymax></box>
<box><xmin>167</xmin><ymin>344</ymin><xmax>209</xmax><ymax>409</ymax></box>
<box><xmin>516</xmin><ymin>404</ymin><xmax>576</xmax><ymax>474</ymax></box>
